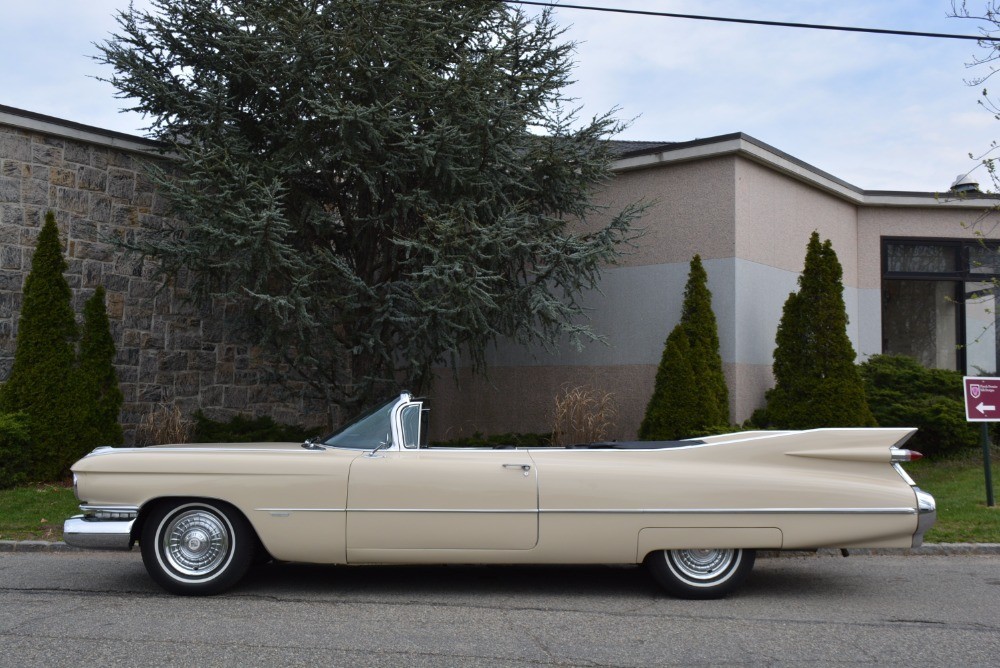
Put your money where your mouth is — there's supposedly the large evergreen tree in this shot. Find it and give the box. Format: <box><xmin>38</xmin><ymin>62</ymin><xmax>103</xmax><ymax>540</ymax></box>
<box><xmin>639</xmin><ymin>255</ymin><xmax>729</xmax><ymax>439</ymax></box>
<box><xmin>759</xmin><ymin>232</ymin><xmax>875</xmax><ymax>428</ymax></box>
<box><xmin>0</xmin><ymin>212</ymin><xmax>81</xmax><ymax>479</ymax></box>
<box><xmin>77</xmin><ymin>286</ymin><xmax>125</xmax><ymax>455</ymax></box>
<box><xmin>98</xmin><ymin>0</ymin><xmax>642</xmax><ymax>417</ymax></box>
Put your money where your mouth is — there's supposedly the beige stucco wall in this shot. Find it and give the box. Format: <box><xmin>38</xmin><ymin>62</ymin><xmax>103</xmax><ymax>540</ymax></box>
<box><xmin>590</xmin><ymin>156</ymin><xmax>737</xmax><ymax>267</ymax></box>
<box><xmin>734</xmin><ymin>157</ymin><xmax>860</xmax><ymax>285</ymax></box>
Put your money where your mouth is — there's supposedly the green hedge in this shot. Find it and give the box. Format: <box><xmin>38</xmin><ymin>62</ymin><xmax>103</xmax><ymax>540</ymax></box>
<box><xmin>0</xmin><ymin>413</ymin><xmax>32</xmax><ymax>489</ymax></box>
<box><xmin>858</xmin><ymin>355</ymin><xmax>980</xmax><ymax>458</ymax></box>
<box><xmin>192</xmin><ymin>411</ymin><xmax>322</xmax><ymax>443</ymax></box>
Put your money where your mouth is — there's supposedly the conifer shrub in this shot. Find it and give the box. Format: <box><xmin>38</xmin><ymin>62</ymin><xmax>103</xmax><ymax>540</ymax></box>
<box><xmin>76</xmin><ymin>286</ymin><xmax>125</xmax><ymax>456</ymax></box>
<box><xmin>0</xmin><ymin>212</ymin><xmax>81</xmax><ymax>480</ymax></box>
<box><xmin>756</xmin><ymin>232</ymin><xmax>876</xmax><ymax>429</ymax></box>
<box><xmin>858</xmin><ymin>354</ymin><xmax>978</xmax><ymax>458</ymax></box>
<box><xmin>0</xmin><ymin>412</ymin><xmax>32</xmax><ymax>489</ymax></box>
<box><xmin>640</xmin><ymin>255</ymin><xmax>730</xmax><ymax>440</ymax></box>
<box><xmin>1</xmin><ymin>213</ymin><xmax>125</xmax><ymax>479</ymax></box>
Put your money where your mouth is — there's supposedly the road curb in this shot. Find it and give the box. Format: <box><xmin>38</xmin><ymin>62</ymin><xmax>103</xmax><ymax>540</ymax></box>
<box><xmin>0</xmin><ymin>540</ymin><xmax>84</xmax><ymax>553</ymax></box>
<box><xmin>761</xmin><ymin>543</ymin><xmax>1000</xmax><ymax>557</ymax></box>
<box><xmin>3</xmin><ymin>540</ymin><xmax>999</xmax><ymax>555</ymax></box>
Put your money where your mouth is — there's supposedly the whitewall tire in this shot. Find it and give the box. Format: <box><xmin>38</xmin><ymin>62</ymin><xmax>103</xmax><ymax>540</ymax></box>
<box><xmin>140</xmin><ymin>500</ymin><xmax>255</xmax><ymax>595</ymax></box>
<box><xmin>645</xmin><ymin>548</ymin><xmax>755</xmax><ymax>599</ymax></box>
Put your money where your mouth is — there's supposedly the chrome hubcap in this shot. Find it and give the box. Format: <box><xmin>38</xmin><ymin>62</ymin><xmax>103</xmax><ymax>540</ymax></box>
<box><xmin>161</xmin><ymin>509</ymin><xmax>230</xmax><ymax>576</ymax></box>
<box><xmin>669</xmin><ymin>549</ymin><xmax>738</xmax><ymax>582</ymax></box>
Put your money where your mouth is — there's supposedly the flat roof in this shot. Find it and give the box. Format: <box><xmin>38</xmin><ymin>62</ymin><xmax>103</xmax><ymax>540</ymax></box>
<box><xmin>3</xmin><ymin>104</ymin><xmax>994</xmax><ymax>209</ymax></box>
<box><xmin>611</xmin><ymin>131</ymin><xmax>999</xmax><ymax>208</ymax></box>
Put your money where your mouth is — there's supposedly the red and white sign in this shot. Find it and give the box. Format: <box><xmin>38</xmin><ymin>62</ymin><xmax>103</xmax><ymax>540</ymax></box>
<box><xmin>963</xmin><ymin>376</ymin><xmax>1000</xmax><ymax>422</ymax></box>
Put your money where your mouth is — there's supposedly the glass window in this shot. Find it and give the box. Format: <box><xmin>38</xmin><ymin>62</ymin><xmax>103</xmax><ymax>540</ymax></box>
<box><xmin>882</xmin><ymin>279</ymin><xmax>959</xmax><ymax>369</ymax></box>
<box><xmin>965</xmin><ymin>281</ymin><xmax>1000</xmax><ymax>375</ymax></box>
<box><xmin>883</xmin><ymin>238</ymin><xmax>1000</xmax><ymax>374</ymax></box>
<box><xmin>400</xmin><ymin>404</ymin><xmax>421</xmax><ymax>449</ymax></box>
<box><xmin>969</xmin><ymin>246</ymin><xmax>1000</xmax><ymax>275</ymax></box>
<box><xmin>322</xmin><ymin>398</ymin><xmax>395</xmax><ymax>449</ymax></box>
<box><xmin>885</xmin><ymin>243</ymin><xmax>959</xmax><ymax>274</ymax></box>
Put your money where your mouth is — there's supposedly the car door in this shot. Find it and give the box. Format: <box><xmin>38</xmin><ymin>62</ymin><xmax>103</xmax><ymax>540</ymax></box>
<box><xmin>345</xmin><ymin>448</ymin><xmax>538</xmax><ymax>555</ymax></box>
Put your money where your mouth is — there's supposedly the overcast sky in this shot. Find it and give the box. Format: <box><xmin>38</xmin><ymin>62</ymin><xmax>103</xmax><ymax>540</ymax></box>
<box><xmin>2</xmin><ymin>0</ymin><xmax>999</xmax><ymax>191</ymax></box>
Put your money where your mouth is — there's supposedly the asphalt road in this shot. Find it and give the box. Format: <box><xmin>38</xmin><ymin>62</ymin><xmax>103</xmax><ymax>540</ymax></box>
<box><xmin>1</xmin><ymin>551</ymin><xmax>998</xmax><ymax>667</ymax></box>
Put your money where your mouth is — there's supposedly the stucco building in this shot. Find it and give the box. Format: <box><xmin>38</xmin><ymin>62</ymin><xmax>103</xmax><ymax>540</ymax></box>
<box><xmin>2</xmin><ymin>106</ymin><xmax>997</xmax><ymax>441</ymax></box>
<box><xmin>432</xmin><ymin>134</ymin><xmax>1000</xmax><ymax>439</ymax></box>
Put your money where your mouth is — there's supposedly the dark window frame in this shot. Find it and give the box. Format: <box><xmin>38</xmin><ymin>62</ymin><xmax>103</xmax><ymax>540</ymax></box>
<box><xmin>881</xmin><ymin>237</ymin><xmax>1000</xmax><ymax>373</ymax></box>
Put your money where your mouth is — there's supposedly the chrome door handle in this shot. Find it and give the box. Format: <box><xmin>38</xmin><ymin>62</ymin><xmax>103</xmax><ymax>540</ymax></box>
<box><xmin>503</xmin><ymin>464</ymin><xmax>531</xmax><ymax>476</ymax></box>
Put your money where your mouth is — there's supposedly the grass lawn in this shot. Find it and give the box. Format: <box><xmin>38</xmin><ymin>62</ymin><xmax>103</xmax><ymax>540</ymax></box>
<box><xmin>0</xmin><ymin>482</ymin><xmax>80</xmax><ymax>541</ymax></box>
<box><xmin>0</xmin><ymin>455</ymin><xmax>997</xmax><ymax>544</ymax></box>
<box><xmin>907</xmin><ymin>449</ymin><xmax>1000</xmax><ymax>544</ymax></box>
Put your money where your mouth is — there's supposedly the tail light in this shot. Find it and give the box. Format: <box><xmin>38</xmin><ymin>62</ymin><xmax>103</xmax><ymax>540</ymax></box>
<box><xmin>890</xmin><ymin>448</ymin><xmax>923</xmax><ymax>463</ymax></box>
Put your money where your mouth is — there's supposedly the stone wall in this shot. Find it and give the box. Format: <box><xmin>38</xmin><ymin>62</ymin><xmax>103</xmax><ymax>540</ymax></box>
<box><xmin>0</xmin><ymin>108</ymin><xmax>325</xmax><ymax>442</ymax></box>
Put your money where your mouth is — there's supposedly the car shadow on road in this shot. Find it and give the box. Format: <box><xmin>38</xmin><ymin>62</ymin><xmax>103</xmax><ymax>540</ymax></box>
<box><xmin>234</xmin><ymin>557</ymin><xmax>855</xmax><ymax>600</ymax></box>
<box><xmin>239</xmin><ymin>562</ymin><xmax>656</xmax><ymax>599</ymax></box>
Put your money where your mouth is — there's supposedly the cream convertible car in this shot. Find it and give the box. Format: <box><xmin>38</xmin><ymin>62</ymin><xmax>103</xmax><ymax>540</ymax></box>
<box><xmin>65</xmin><ymin>393</ymin><xmax>935</xmax><ymax>598</ymax></box>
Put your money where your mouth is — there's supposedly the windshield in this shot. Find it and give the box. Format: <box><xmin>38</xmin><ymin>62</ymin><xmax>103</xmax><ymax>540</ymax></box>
<box><xmin>321</xmin><ymin>397</ymin><xmax>397</xmax><ymax>450</ymax></box>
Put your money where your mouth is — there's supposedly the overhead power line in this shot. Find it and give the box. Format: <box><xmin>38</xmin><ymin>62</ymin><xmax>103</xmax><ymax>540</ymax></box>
<box><xmin>507</xmin><ymin>1</ymin><xmax>1000</xmax><ymax>42</ymax></box>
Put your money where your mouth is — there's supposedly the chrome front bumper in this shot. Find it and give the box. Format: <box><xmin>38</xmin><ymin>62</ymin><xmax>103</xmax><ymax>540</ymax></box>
<box><xmin>63</xmin><ymin>508</ymin><xmax>137</xmax><ymax>551</ymax></box>
<box><xmin>911</xmin><ymin>487</ymin><xmax>937</xmax><ymax>548</ymax></box>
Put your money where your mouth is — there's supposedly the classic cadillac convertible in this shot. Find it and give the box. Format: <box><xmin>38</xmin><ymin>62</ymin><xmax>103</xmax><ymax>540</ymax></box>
<box><xmin>65</xmin><ymin>393</ymin><xmax>936</xmax><ymax>598</ymax></box>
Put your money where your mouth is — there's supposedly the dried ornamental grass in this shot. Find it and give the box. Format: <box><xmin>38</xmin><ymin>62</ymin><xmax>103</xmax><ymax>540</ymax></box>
<box><xmin>133</xmin><ymin>404</ymin><xmax>193</xmax><ymax>446</ymax></box>
<box><xmin>552</xmin><ymin>385</ymin><xmax>618</xmax><ymax>446</ymax></box>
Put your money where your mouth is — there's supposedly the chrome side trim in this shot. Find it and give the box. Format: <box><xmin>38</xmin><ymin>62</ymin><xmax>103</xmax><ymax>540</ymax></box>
<box><xmin>538</xmin><ymin>507</ymin><xmax>918</xmax><ymax>515</ymax></box>
<box><xmin>254</xmin><ymin>506</ymin><xmax>920</xmax><ymax>515</ymax></box>
<box><xmin>63</xmin><ymin>515</ymin><xmax>135</xmax><ymax>551</ymax></box>
<box><xmin>912</xmin><ymin>487</ymin><xmax>937</xmax><ymax>547</ymax></box>
<box><xmin>349</xmin><ymin>508</ymin><xmax>537</xmax><ymax>514</ymax></box>
<box><xmin>255</xmin><ymin>508</ymin><xmax>346</xmax><ymax>513</ymax></box>
<box><xmin>339</xmin><ymin>507</ymin><xmax>918</xmax><ymax>515</ymax></box>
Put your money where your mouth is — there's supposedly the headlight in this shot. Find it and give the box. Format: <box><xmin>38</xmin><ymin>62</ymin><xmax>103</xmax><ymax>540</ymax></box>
<box><xmin>72</xmin><ymin>473</ymin><xmax>81</xmax><ymax>502</ymax></box>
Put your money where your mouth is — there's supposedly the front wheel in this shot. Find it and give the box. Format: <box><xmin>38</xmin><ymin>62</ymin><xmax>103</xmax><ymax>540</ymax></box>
<box><xmin>645</xmin><ymin>548</ymin><xmax>755</xmax><ymax>599</ymax></box>
<box><xmin>140</xmin><ymin>500</ymin><xmax>255</xmax><ymax>595</ymax></box>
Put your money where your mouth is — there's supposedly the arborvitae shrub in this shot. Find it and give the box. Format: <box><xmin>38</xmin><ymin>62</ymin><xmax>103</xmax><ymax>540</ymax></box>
<box><xmin>0</xmin><ymin>212</ymin><xmax>81</xmax><ymax>480</ymax></box>
<box><xmin>77</xmin><ymin>286</ymin><xmax>125</xmax><ymax>455</ymax></box>
<box><xmin>758</xmin><ymin>232</ymin><xmax>876</xmax><ymax>429</ymax></box>
<box><xmin>640</xmin><ymin>255</ymin><xmax>729</xmax><ymax>439</ymax></box>
<box><xmin>859</xmin><ymin>354</ymin><xmax>978</xmax><ymax>458</ymax></box>
<box><xmin>639</xmin><ymin>327</ymin><xmax>703</xmax><ymax>440</ymax></box>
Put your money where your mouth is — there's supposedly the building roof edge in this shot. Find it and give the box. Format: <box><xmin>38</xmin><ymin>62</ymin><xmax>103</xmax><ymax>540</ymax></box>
<box><xmin>611</xmin><ymin>132</ymin><xmax>998</xmax><ymax>209</ymax></box>
<box><xmin>0</xmin><ymin>104</ymin><xmax>164</xmax><ymax>154</ymax></box>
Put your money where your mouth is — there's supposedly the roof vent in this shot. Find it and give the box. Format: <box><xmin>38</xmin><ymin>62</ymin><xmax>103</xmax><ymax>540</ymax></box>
<box><xmin>950</xmin><ymin>174</ymin><xmax>980</xmax><ymax>194</ymax></box>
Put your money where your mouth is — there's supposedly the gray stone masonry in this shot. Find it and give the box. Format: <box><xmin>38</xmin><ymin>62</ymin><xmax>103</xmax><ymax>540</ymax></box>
<box><xmin>0</xmin><ymin>120</ymin><xmax>325</xmax><ymax>443</ymax></box>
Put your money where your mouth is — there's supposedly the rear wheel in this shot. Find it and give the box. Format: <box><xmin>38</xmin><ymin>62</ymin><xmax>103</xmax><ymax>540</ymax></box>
<box><xmin>140</xmin><ymin>500</ymin><xmax>255</xmax><ymax>595</ymax></box>
<box><xmin>645</xmin><ymin>548</ymin><xmax>755</xmax><ymax>599</ymax></box>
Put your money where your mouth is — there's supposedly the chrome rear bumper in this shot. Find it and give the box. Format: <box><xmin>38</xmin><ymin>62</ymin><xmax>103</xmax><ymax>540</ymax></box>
<box><xmin>63</xmin><ymin>514</ymin><xmax>136</xmax><ymax>551</ymax></box>
<box><xmin>911</xmin><ymin>487</ymin><xmax>936</xmax><ymax>548</ymax></box>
